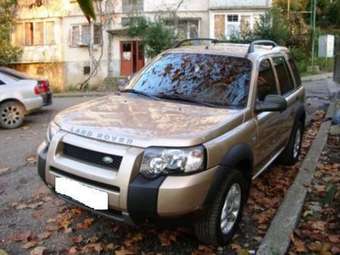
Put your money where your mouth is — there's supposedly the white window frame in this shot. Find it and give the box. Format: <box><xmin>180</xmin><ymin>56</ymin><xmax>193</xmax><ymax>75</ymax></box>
<box><xmin>70</xmin><ymin>23</ymin><xmax>102</xmax><ymax>47</ymax></box>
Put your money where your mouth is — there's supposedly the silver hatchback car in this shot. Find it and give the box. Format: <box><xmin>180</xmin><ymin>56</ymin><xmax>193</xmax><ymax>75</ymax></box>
<box><xmin>0</xmin><ymin>67</ymin><xmax>52</xmax><ymax>129</ymax></box>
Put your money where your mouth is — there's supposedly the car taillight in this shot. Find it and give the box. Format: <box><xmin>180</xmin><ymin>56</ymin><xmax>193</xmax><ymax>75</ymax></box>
<box><xmin>34</xmin><ymin>80</ymin><xmax>50</xmax><ymax>95</ymax></box>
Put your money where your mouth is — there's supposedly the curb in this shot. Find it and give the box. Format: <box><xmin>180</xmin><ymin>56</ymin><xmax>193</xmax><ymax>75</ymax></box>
<box><xmin>257</xmin><ymin>101</ymin><xmax>336</xmax><ymax>255</ymax></box>
<box><xmin>302</xmin><ymin>72</ymin><xmax>333</xmax><ymax>82</ymax></box>
<box><xmin>53</xmin><ymin>92</ymin><xmax>111</xmax><ymax>98</ymax></box>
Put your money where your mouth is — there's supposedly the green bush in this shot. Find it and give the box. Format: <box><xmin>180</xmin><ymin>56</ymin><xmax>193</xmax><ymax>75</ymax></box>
<box><xmin>128</xmin><ymin>17</ymin><xmax>175</xmax><ymax>58</ymax></box>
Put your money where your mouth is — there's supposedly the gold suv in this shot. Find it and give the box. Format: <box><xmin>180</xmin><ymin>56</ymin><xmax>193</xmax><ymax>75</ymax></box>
<box><xmin>37</xmin><ymin>39</ymin><xmax>305</xmax><ymax>245</ymax></box>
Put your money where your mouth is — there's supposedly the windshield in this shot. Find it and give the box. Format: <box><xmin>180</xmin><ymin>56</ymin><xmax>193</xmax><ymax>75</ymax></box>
<box><xmin>129</xmin><ymin>53</ymin><xmax>252</xmax><ymax>108</ymax></box>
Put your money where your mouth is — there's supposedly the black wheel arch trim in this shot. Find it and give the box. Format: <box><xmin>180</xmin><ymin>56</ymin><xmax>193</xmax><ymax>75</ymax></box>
<box><xmin>295</xmin><ymin>104</ymin><xmax>306</xmax><ymax>126</ymax></box>
<box><xmin>203</xmin><ymin>143</ymin><xmax>253</xmax><ymax>207</ymax></box>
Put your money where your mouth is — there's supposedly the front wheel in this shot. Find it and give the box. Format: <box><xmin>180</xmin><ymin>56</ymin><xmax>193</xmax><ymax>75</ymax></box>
<box><xmin>0</xmin><ymin>101</ymin><xmax>25</xmax><ymax>129</ymax></box>
<box><xmin>194</xmin><ymin>169</ymin><xmax>247</xmax><ymax>245</ymax></box>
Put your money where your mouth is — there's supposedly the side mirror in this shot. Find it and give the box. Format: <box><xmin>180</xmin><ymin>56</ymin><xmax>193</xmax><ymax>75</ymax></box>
<box><xmin>255</xmin><ymin>95</ymin><xmax>287</xmax><ymax>113</ymax></box>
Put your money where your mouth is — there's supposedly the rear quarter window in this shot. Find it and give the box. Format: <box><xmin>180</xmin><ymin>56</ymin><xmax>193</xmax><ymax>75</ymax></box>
<box><xmin>272</xmin><ymin>56</ymin><xmax>295</xmax><ymax>95</ymax></box>
<box><xmin>288</xmin><ymin>56</ymin><xmax>301</xmax><ymax>87</ymax></box>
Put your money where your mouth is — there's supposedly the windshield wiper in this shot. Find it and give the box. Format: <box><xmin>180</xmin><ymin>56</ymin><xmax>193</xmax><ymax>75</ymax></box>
<box><xmin>158</xmin><ymin>94</ymin><xmax>223</xmax><ymax>108</ymax></box>
<box><xmin>120</xmin><ymin>89</ymin><xmax>160</xmax><ymax>100</ymax></box>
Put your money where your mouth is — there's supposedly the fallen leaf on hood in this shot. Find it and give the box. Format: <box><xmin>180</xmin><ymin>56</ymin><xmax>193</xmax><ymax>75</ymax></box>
<box><xmin>30</xmin><ymin>246</ymin><xmax>47</xmax><ymax>255</ymax></box>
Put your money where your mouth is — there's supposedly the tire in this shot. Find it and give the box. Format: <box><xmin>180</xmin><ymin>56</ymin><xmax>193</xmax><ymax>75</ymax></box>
<box><xmin>194</xmin><ymin>169</ymin><xmax>247</xmax><ymax>245</ymax></box>
<box><xmin>279</xmin><ymin>121</ymin><xmax>304</xmax><ymax>165</ymax></box>
<box><xmin>0</xmin><ymin>101</ymin><xmax>25</xmax><ymax>129</ymax></box>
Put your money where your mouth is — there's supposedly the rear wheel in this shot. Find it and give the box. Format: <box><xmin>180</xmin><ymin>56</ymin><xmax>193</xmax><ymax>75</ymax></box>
<box><xmin>279</xmin><ymin>121</ymin><xmax>304</xmax><ymax>165</ymax></box>
<box><xmin>194</xmin><ymin>169</ymin><xmax>247</xmax><ymax>245</ymax></box>
<box><xmin>0</xmin><ymin>101</ymin><xmax>25</xmax><ymax>129</ymax></box>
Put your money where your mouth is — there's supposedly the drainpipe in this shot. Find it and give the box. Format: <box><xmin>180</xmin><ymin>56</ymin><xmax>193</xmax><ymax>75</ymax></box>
<box><xmin>107</xmin><ymin>32</ymin><xmax>114</xmax><ymax>78</ymax></box>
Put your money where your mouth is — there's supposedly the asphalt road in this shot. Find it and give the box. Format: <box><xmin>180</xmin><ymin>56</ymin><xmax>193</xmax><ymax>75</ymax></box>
<box><xmin>0</xmin><ymin>80</ymin><xmax>332</xmax><ymax>254</ymax></box>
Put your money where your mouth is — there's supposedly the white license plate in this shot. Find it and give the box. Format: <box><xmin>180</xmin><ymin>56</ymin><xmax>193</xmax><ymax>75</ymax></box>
<box><xmin>55</xmin><ymin>177</ymin><xmax>108</xmax><ymax>210</ymax></box>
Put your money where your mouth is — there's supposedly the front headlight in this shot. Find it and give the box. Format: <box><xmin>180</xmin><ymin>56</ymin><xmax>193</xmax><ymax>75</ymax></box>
<box><xmin>46</xmin><ymin>121</ymin><xmax>60</xmax><ymax>143</ymax></box>
<box><xmin>140</xmin><ymin>146</ymin><xmax>205</xmax><ymax>179</ymax></box>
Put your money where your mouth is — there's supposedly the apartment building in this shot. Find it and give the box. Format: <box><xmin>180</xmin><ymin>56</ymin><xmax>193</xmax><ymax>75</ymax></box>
<box><xmin>11</xmin><ymin>0</ymin><xmax>271</xmax><ymax>91</ymax></box>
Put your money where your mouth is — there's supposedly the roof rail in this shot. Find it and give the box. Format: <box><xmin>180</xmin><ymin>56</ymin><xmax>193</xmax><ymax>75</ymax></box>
<box><xmin>247</xmin><ymin>40</ymin><xmax>278</xmax><ymax>54</ymax></box>
<box><xmin>174</xmin><ymin>38</ymin><xmax>224</xmax><ymax>48</ymax></box>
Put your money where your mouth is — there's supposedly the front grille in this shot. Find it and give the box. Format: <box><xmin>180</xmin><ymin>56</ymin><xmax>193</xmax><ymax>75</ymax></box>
<box><xmin>63</xmin><ymin>143</ymin><xmax>123</xmax><ymax>170</ymax></box>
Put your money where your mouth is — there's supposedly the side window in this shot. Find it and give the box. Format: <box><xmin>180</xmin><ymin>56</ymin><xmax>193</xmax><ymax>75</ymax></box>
<box><xmin>0</xmin><ymin>80</ymin><xmax>4</xmax><ymax>85</ymax></box>
<box><xmin>272</xmin><ymin>56</ymin><xmax>295</xmax><ymax>94</ymax></box>
<box><xmin>257</xmin><ymin>59</ymin><xmax>278</xmax><ymax>101</ymax></box>
<box><xmin>288</xmin><ymin>56</ymin><xmax>301</xmax><ymax>87</ymax></box>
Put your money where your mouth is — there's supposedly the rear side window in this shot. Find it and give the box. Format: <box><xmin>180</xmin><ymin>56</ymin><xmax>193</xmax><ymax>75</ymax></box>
<box><xmin>272</xmin><ymin>56</ymin><xmax>295</xmax><ymax>94</ymax></box>
<box><xmin>288</xmin><ymin>56</ymin><xmax>301</xmax><ymax>87</ymax></box>
<box><xmin>257</xmin><ymin>59</ymin><xmax>278</xmax><ymax>101</ymax></box>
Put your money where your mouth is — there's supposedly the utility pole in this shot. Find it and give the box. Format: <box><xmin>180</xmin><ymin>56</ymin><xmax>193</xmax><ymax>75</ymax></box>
<box><xmin>287</xmin><ymin>0</ymin><xmax>290</xmax><ymax>17</ymax></box>
<box><xmin>311</xmin><ymin>0</ymin><xmax>317</xmax><ymax>68</ymax></box>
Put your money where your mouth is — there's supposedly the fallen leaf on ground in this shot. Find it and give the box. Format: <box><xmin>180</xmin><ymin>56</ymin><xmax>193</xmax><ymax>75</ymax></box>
<box><xmin>0</xmin><ymin>168</ymin><xmax>10</xmax><ymax>175</ymax></box>
<box><xmin>22</xmin><ymin>241</ymin><xmax>38</xmax><ymax>249</ymax></box>
<box><xmin>68</xmin><ymin>247</ymin><xmax>78</xmax><ymax>255</ymax></box>
<box><xmin>0</xmin><ymin>249</ymin><xmax>9</xmax><ymax>255</ymax></box>
<box><xmin>37</xmin><ymin>232</ymin><xmax>51</xmax><ymax>241</ymax></box>
<box><xmin>71</xmin><ymin>235</ymin><xmax>83</xmax><ymax>244</ymax></box>
<box><xmin>30</xmin><ymin>246</ymin><xmax>46</xmax><ymax>255</ymax></box>
<box><xmin>114</xmin><ymin>248</ymin><xmax>135</xmax><ymax>255</ymax></box>
<box><xmin>26</xmin><ymin>155</ymin><xmax>37</xmax><ymax>164</ymax></box>
<box><xmin>11</xmin><ymin>231</ymin><xmax>32</xmax><ymax>242</ymax></box>
<box><xmin>328</xmin><ymin>234</ymin><xmax>340</xmax><ymax>243</ymax></box>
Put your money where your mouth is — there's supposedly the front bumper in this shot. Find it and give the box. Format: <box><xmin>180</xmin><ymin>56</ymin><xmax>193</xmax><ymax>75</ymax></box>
<box><xmin>37</xmin><ymin>132</ymin><xmax>217</xmax><ymax>223</ymax></box>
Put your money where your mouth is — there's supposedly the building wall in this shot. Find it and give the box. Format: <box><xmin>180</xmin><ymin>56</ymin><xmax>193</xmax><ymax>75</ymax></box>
<box><xmin>209</xmin><ymin>0</ymin><xmax>271</xmax><ymax>9</ymax></box>
<box><xmin>11</xmin><ymin>62</ymin><xmax>65</xmax><ymax>91</ymax></box>
<box><xmin>12</xmin><ymin>0</ymin><xmax>272</xmax><ymax>91</ymax></box>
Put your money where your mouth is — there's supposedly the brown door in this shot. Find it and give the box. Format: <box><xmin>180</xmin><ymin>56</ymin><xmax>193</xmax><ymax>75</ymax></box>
<box><xmin>136</xmin><ymin>41</ymin><xmax>145</xmax><ymax>71</ymax></box>
<box><xmin>120</xmin><ymin>41</ymin><xmax>145</xmax><ymax>76</ymax></box>
<box><xmin>120</xmin><ymin>41</ymin><xmax>133</xmax><ymax>76</ymax></box>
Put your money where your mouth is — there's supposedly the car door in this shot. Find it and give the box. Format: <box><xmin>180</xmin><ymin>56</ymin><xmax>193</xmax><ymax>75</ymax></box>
<box><xmin>271</xmin><ymin>55</ymin><xmax>299</xmax><ymax>147</ymax></box>
<box><xmin>253</xmin><ymin>58</ymin><xmax>282</xmax><ymax>167</ymax></box>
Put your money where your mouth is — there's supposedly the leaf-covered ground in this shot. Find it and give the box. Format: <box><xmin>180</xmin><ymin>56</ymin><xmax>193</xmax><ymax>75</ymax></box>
<box><xmin>288</xmin><ymin>132</ymin><xmax>340</xmax><ymax>255</ymax></box>
<box><xmin>0</xmin><ymin>113</ymin><xmax>326</xmax><ymax>255</ymax></box>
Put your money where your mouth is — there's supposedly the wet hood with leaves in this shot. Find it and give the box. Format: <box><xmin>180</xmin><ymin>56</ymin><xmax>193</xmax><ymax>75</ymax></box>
<box><xmin>54</xmin><ymin>94</ymin><xmax>245</xmax><ymax>148</ymax></box>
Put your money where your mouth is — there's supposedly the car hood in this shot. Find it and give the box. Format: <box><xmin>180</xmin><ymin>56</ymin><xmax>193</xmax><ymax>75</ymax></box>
<box><xmin>54</xmin><ymin>94</ymin><xmax>245</xmax><ymax>148</ymax></box>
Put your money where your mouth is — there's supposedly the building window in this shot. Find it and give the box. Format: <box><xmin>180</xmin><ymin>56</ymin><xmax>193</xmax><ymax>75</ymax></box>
<box><xmin>15</xmin><ymin>21</ymin><xmax>55</xmax><ymax>46</ymax></box>
<box><xmin>122</xmin><ymin>0</ymin><xmax>143</xmax><ymax>13</ymax></box>
<box><xmin>165</xmin><ymin>19</ymin><xmax>199</xmax><ymax>39</ymax></box>
<box><xmin>214</xmin><ymin>13</ymin><xmax>255</xmax><ymax>39</ymax></box>
<box><xmin>227</xmin><ymin>15</ymin><xmax>238</xmax><ymax>22</ymax></box>
<box><xmin>70</xmin><ymin>24</ymin><xmax>102</xmax><ymax>47</ymax></box>
<box><xmin>25</xmin><ymin>22</ymin><xmax>33</xmax><ymax>46</ymax></box>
